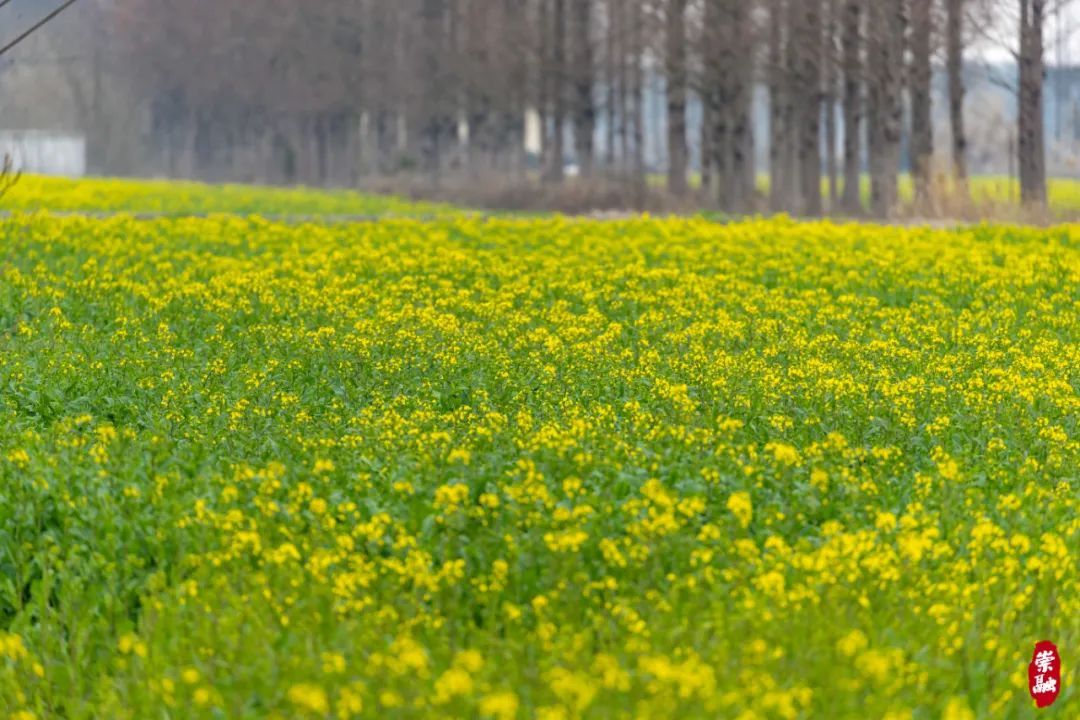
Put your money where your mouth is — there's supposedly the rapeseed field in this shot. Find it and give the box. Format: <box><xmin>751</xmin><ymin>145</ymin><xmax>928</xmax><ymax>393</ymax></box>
<box><xmin>0</xmin><ymin>176</ymin><xmax>459</xmax><ymax>217</ymax></box>
<box><xmin>0</xmin><ymin>209</ymin><xmax>1077</xmax><ymax>718</ymax></box>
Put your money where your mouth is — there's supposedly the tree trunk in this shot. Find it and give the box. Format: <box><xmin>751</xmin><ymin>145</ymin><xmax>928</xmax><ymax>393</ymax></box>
<box><xmin>840</xmin><ymin>0</ymin><xmax>862</xmax><ymax>214</ymax></box>
<box><xmin>703</xmin><ymin>0</ymin><xmax>721</xmax><ymax>202</ymax></box>
<box><xmin>666</xmin><ymin>0</ymin><xmax>689</xmax><ymax>195</ymax></box>
<box><xmin>797</xmin><ymin>0</ymin><xmax>823</xmax><ymax>216</ymax></box>
<box><xmin>605</xmin><ymin>0</ymin><xmax>617</xmax><ymax>169</ymax></box>
<box><xmin>1019</xmin><ymin>0</ymin><xmax>1047</xmax><ymax>208</ymax></box>
<box><xmin>910</xmin><ymin>0</ymin><xmax>934</xmax><ymax>209</ymax></box>
<box><xmin>546</xmin><ymin>0</ymin><xmax>567</xmax><ymax>182</ymax></box>
<box><xmin>616</xmin><ymin>0</ymin><xmax>629</xmax><ymax>173</ymax></box>
<box><xmin>421</xmin><ymin>0</ymin><xmax>452</xmax><ymax>185</ymax></box>
<box><xmin>572</xmin><ymin>0</ymin><xmax>595</xmax><ymax>178</ymax></box>
<box><xmin>706</xmin><ymin>0</ymin><xmax>728</xmax><ymax>209</ymax></box>
<box><xmin>946</xmin><ymin>0</ymin><xmax>968</xmax><ymax>190</ymax></box>
<box><xmin>712</xmin><ymin>93</ymin><xmax>731</xmax><ymax>210</ymax></box>
<box><xmin>701</xmin><ymin>100</ymin><xmax>713</xmax><ymax>193</ymax></box>
<box><xmin>706</xmin><ymin>0</ymin><xmax>755</xmax><ymax>213</ymax></box>
<box><xmin>768</xmin><ymin>0</ymin><xmax>791</xmax><ymax>212</ymax></box>
<box><xmin>630</xmin><ymin>0</ymin><xmax>645</xmax><ymax>198</ymax></box>
<box><xmin>824</xmin><ymin>0</ymin><xmax>839</xmax><ymax>211</ymax></box>
<box><xmin>868</xmin><ymin>0</ymin><xmax>904</xmax><ymax>218</ymax></box>
<box><xmin>730</xmin><ymin>0</ymin><xmax>755</xmax><ymax>212</ymax></box>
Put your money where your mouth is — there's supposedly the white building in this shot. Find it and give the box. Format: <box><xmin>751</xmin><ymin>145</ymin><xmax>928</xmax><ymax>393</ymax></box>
<box><xmin>0</xmin><ymin>130</ymin><xmax>86</xmax><ymax>176</ymax></box>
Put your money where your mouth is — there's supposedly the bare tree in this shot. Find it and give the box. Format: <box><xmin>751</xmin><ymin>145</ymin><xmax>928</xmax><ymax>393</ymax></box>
<box><xmin>796</xmin><ymin>0</ymin><xmax>824</xmax><ymax>216</ymax></box>
<box><xmin>617</xmin><ymin>0</ymin><xmax>630</xmax><ymax>171</ymax></box>
<box><xmin>604</xmin><ymin>0</ymin><xmax>618</xmax><ymax>169</ymax></box>
<box><xmin>571</xmin><ymin>0</ymin><xmax>596</xmax><ymax>178</ymax></box>
<box><xmin>730</xmin><ymin>1</ymin><xmax>756</xmax><ymax>211</ymax></box>
<box><xmin>706</xmin><ymin>0</ymin><xmax>755</xmax><ymax>212</ymax></box>
<box><xmin>14</xmin><ymin>0</ymin><xmax>1067</xmax><ymax>217</ymax></box>
<box><xmin>824</xmin><ymin>0</ymin><xmax>840</xmax><ymax>210</ymax></box>
<box><xmin>1018</xmin><ymin>0</ymin><xmax>1047</xmax><ymax>206</ymax></box>
<box><xmin>545</xmin><ymin>0</ymin><xmax>568</xmax><ymax>182</ymax></box>
<box><xmin>867</xmin><ymin>0</ymin><xmax>905</xmax><ymax>218</ymax></box>
<box><xmin>841</xmin><ymin>0</ymin><xmax>864</xmax><ymax>214</ymax></box>
<box><xmin>910</xmin><ymin>0</ymin><xmax>935</xmax><ymax>208</ymax></box>
<box><xmin>768</xmin><ymin>0</ymin><xmax>792</xmax><ymax>212</ymax></box>
<box><xmin>629</xmin><ymin>0</ymin><xmax>645</xmax><ymax>197</ymax></box>
<box><xmin>946</xmin><ymin>0</ymin><xmax>969</xmax><ymax>189</ymax></box>
<box><xmin>666</xmin><ymin>0</ymin><xmax>688</xmax><ymax>195</ymax></box>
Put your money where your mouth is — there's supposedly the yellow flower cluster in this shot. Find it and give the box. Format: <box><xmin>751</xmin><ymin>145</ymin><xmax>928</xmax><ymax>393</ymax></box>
<box><xmin>0</xmin><ymin>206</ymin><xmax>1077</xmax><ymax>718</ymax></box>
<box><xmin>0</xmin><ymin>174</ymin><xmax>460</xmax><ymax>217</ymax></box>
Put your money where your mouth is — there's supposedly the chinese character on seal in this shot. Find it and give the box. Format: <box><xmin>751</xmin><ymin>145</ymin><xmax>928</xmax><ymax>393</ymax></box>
<box><xmin>1028</xmin><ymin>641</ymin><xmax>1061</xmax><ymax>709</ymax></box>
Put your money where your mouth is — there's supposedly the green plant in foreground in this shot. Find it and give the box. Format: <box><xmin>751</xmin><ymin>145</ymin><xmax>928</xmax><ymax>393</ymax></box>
<box><xmin>0</xmin><ymin>212</ymin><xmax>1076</xmax><ymax>719</ymax></box>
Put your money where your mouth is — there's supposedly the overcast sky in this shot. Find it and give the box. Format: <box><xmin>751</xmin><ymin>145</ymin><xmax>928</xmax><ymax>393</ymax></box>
<box><xmin>972</xmin><ymin>3</ymin><xmax>1080</xmax><ymax>64</ymax></box>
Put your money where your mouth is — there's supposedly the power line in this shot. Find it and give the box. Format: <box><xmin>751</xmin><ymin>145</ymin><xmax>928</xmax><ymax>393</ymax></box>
<box><xmin>0</xmin><ymin>0</ymin><xmax>79</xmax><ymax>59</ymax></box>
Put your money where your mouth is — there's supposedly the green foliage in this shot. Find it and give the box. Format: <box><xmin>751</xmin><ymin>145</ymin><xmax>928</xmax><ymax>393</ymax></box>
<box><xmin>0</xmin><ymin>209</ymin><xmax>1077</xmax><ymax>719</ymax></box>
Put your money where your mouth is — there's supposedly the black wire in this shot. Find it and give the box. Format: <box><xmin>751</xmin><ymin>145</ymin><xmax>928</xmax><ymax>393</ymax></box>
<box><xmin>0</xmin><ymin>0</ymin><xmax>79</xmax><ymax>59</ymax></box>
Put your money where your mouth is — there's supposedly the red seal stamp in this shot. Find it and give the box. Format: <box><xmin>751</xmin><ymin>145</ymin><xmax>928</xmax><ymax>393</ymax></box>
<box><xmin>1028</xmin><ymin>641</ymin><xmax>1061</xmax><ymax>708</ymax></box>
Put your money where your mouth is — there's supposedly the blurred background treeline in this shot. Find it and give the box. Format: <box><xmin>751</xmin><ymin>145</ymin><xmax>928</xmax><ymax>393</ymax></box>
<box><xmin>0</xmin><ymin>0</ymin><xmax>1076</xmax><ymax>216</ymax></box>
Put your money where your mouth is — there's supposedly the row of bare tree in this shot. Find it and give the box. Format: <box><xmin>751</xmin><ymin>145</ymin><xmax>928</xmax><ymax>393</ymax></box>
<box><xmin>96</xmin><ymin>0</ymin><xmax>1060</xmax><ymax>215</ymax></box>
